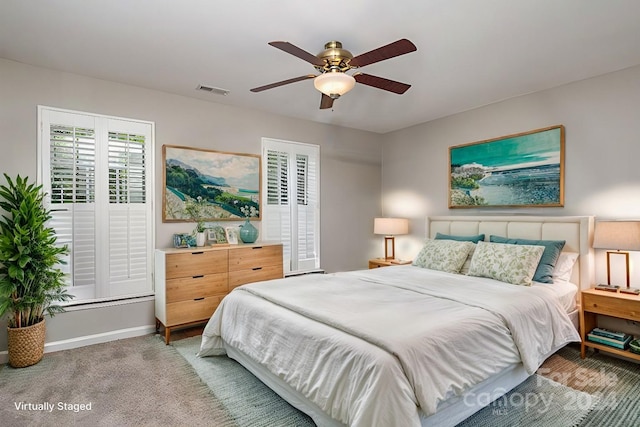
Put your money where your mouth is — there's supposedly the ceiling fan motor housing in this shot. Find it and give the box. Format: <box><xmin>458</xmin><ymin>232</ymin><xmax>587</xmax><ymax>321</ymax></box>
<box><xmin>316</xmin><ymin>41</ymin><xmax>353</xmax><ymax>73</ymax></box>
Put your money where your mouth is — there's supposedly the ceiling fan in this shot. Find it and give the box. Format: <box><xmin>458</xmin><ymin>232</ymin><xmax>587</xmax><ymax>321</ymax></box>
<box><xmin>250</xmin><ymin>39</ymin><xmax>417</xmax><ymax>109</ymax></box>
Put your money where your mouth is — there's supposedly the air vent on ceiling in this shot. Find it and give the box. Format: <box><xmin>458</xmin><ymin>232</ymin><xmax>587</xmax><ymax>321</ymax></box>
<box><xmin>196</xmin><ymin>85</ymin><xmax>230</xmax><ymax>96</ymax></box>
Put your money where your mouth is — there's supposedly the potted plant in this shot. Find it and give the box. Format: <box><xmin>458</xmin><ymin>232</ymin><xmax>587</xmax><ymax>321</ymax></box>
<box><xmin>185</xmin><ymin>196</ymin><xmax>207</xmax><ymax>246</ymax></box>
<box><xmin>0</xmin><ymin>174</ymin><xmax>71</xmax><ymax>367</ymax></box>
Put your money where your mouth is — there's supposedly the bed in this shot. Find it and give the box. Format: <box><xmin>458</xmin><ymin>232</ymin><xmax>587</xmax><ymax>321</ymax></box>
<box><xmin>198</xmin><ymin>215</ymin><xmax>594</xmax><ymax>426</ymax></box>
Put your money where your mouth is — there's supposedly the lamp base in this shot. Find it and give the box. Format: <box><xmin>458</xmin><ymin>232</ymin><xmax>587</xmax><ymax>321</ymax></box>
<box><xmin>620</xmin><ymin>288</ymin><xmax>640</xmax><ymax>295</ymax></box>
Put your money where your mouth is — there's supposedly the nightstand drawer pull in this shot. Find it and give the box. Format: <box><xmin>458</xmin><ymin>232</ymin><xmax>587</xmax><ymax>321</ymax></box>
<box><xmin>192</xmin><ymin>275</ymin><xmax>204</xmax><ymax>279</ymax></box>
<box><xmin>192</xmin><ymin>251</ymin><xmax>204</xmax><ymax>255</ymax></box>
<box><xmin>252</xmin><ymin>267</ymin><xmax>263</xmax><ymax>271</ymax></box>
<box><xmin>252</xmin><ymin>246</ymin><xmax>263</xmax><ymax>250</ymax></box>
<box><xmin>193</xmin><ymin>297</ymin><xmax>205</xmax><ymax>301</ymax></box>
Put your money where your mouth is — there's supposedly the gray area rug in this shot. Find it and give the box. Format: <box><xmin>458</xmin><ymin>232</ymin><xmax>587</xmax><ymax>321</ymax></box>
<box><xmin>176</xmin><ymin>336</ymin><xmax>603</xmax><ymax>427</ymax></box>
<box><xmin>172</xmin><ymin>336</ymin><xmax>314</xmax><ymax>426</ymax></box>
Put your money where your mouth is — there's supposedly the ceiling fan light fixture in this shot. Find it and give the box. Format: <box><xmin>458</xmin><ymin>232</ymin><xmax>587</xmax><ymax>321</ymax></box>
<box><xmin>314</xmin><ymin>72</ymin><xmax>356</xmax><ymax>99</ymax></box>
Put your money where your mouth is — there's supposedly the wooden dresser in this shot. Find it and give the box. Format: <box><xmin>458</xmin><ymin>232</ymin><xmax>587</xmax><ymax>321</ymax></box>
<box><xmin>155</xmin><ymin>242</ymin><xmax>283</xmax><ymax>343</ymax></box>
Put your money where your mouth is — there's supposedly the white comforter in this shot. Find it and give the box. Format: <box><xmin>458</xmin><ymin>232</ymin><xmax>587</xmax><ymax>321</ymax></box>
<box><xmin>199</xmin><ymin>266</ymin><xmax>580</xmax><ymax>427</ymax></box>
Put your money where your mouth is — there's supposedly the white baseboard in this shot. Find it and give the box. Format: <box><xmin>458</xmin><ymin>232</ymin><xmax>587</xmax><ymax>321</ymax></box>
<box><xmin>0</xmin><ymin>324</ymin><xmax>156</xmax><ymax>365</ymax></box>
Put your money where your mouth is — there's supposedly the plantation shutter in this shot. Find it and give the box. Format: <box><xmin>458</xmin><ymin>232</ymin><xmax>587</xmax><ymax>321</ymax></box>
<box><xmin>106</xmin><ymin>120</ymin><xmax>152</xmax><ymax>297</ymax></box>
<box><xmin>262</xmin><ymin>138</ymin><xmax>319</xmax><ymax>274</ymax></box>
<box><xmin>39</xmin><ymin>107</ymin><xmax>154</xmax><ymax>303</ymax></box>
<box><xmin>295</xmin><ymin>153</ymin><xmax>319</xmax><ymax>271</ymax></box>
<box><xmin>43</xmin><ymin>111</ymin><xmax>97</xmax><ymax>301</ymax></box>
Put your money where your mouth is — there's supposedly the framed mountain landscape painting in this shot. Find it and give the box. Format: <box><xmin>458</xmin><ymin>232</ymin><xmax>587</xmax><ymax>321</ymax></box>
<box><xmin>449</xmin><ymin>125</ymin><xmax>564</xmax><ymax>208</ymax></box>
<box><xmin>162</xmin><ymin>145</ymin><xmax>261</xmax><ymax>221</ymax></box>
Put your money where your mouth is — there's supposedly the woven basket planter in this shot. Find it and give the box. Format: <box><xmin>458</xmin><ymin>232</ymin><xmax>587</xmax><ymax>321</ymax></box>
<box><xmin>7</xmin><ymin>319</ymin><xmax>46</xmax><ymax>368</ymax></box>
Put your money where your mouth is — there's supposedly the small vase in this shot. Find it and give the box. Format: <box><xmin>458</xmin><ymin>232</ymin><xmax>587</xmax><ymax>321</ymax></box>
<box><xmin>239</xmin><ymin>219</ymin><xmax>258</xmax><ymax>243</ymax></box>
<box><xmin>196</xmin><ymin>232</ymin><xmax>206</xmax><ymax>247</ymax></box>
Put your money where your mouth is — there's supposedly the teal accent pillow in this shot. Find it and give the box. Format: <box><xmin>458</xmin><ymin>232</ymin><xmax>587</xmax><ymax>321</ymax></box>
<box><xmin>489</xmin><ymin>236</ymin><xmax>566</xmax><ymax>284</ymax></box>
<box><xmin>435</xmin><ymin>232</ymin><xmax>485</xmax><ymax>244</ymax></box>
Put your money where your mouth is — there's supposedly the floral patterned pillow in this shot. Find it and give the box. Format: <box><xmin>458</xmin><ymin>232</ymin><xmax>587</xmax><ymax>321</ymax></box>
<box><xmin>467</xmin><ymin>241</ymin><xmax>545</xmax><ymax>286</ymax></box>
<box><xmin>412</xmin><ymin>239</ymin><xmax>475</xmax><ymax>273</ymax></box>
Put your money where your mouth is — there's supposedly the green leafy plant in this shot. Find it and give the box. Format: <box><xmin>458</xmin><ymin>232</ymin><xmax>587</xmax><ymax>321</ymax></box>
<box><xmin>0</xmin><ymin>174</ymin><xmax>72</xmax><ymax>328</ymax></box>
<box><xmin>184</xmin><ymin>196</ymin><xmax>206</xmax><ymax>233</ymax></box>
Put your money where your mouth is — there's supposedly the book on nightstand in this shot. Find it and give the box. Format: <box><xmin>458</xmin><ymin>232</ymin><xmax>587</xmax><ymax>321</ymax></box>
<box><xmin>590</xmin><ymin>327</ymin><xmax>631</xmax><ymax>341</ymax></box>
<box><xmin>587</xmin><ymin>332</ymin><xmax>632</xmax><ymax>350</ymax></box>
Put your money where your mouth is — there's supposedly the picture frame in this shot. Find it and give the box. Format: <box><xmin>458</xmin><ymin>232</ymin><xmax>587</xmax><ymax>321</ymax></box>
<box><xmin>173</xmin><ymin>233</ymin><xmax>194</xmax><ymax>248</ymax></box>
<box><xmin>449</xmin><ymin>125</ymin><xmax>564</xmax><ymax>208</ymax></box>
<box><xmin>207</xmin><ymin>226</ymin><xmax>228</xmax><ymax>244</ymax></box>
<box><xmin>225</xmin><ymin>227</ymin><xmax>239</xmax><ymax>245</ymax></box>
<box><xmin>163</xmin><ymin>145</ymin><xmax>261</xmax><ymax>222</ymax></box>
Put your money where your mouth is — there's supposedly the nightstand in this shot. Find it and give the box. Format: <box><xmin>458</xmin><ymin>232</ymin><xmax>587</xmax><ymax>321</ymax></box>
<box><xmin>579</xmin><ymin>288</ymin><xmax>640</xmax><ymax>361</ymax></box>
<box><xmin>368</xmin><ymin>258</ymin><xmax>412</xmax><ymax>269</ymax></box>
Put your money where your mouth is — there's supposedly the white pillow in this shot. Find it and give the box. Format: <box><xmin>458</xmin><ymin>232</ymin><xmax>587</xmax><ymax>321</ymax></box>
<box><xmin>552</xmin><ymin>252</ymin><xmax>579</xmax><ymax>283</ymax></box>
<box><xmin>467</xmin><ymin>241</ymin><xmax>545</xmax><ymax>286</ymax></box>
<box><xmin>412</xmin><ymin>239</ymin><xmax>475</xmax><ymax>273</ymax></box>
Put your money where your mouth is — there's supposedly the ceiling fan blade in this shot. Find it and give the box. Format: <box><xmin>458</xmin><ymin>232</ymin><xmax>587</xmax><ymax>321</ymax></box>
<box><xmin>250</xmin><ymin>75</ymin><xmax>316</xmax><ymax>92</ymax></box>
<box><xmin>268</xmin><ymin>41</ymin><xmax>326</xmax><ymax>66</ymax></box>
<box><xmin>354</xmin><ymin>73</ymin><xmax>411</xmax><ymax>94</ymax></box>
<box><xmin>349</xmin><ymin>39</ymin><xmax>417</xmax><ymax>68</ymax></box>
<box><xmin>320</xmin><ymin>94</ymin><xmax>334</xmax><ymax>109</ymax></box>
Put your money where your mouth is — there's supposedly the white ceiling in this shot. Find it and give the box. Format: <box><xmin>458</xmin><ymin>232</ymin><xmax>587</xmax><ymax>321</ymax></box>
<box><xmin>2</xmin><ymin>0</ymin><xmax>640</xmax><ymax>134</ymax></box>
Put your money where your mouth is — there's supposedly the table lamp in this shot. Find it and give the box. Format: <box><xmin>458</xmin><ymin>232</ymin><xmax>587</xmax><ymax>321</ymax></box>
<box><xmin>374</xmin><ymin>218</ymin><xmax>409</xmax><ymax>260</ymax></box>
<box><xmin>592</xmin><ymin>220</ymin><xmax>640</xmax><ymax>294</ymax></box>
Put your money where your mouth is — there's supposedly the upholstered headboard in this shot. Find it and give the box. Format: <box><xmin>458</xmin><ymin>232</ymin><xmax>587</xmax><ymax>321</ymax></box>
<box><xmin>426</xmin><ymin>216</ymin><xmax>595</xmax><ymax>291</ymax></box>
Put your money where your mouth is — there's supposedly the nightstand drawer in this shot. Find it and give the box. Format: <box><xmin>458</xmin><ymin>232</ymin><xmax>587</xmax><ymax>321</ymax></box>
<box><xmin>166</xmin><ymin>273</ymin><xmax>229</xmax><ymax>303</ymax></box>
<box><xmin>582</xmin><ymin>292</ymin><xmax>640</xmax><ymax>321</ymax></box>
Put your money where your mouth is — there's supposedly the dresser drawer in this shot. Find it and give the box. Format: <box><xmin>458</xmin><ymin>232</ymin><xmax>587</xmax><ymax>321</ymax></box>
<box><xmin>582</xmin><ymin>292</ymin><xmax>640</xmax><ymax>321</ymax></box>
<box><xmin>165</xmin><ymin>296</ymin><xmax>221</xmax><ymax>326</ymax></box>
<box><xmin>166</xmin><ymin>250</ymin><xmax>228</xmax><ymax>279</ymax></box>
<box><xmin>229</xmin><ymin>264</ymin><xmax>284</xmax><ymax>289</ymax></box>
<box><xmin>166</xmin><ymin>273</ymin><xmax>228</xmax><ymax>303</ymax></box>
<box><xmin>229</xmin><ymin>245</ymin><xmax>282</xmax><ymax>271</ymax></box>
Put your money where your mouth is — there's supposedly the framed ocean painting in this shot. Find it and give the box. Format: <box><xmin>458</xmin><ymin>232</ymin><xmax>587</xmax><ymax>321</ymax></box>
<box><xmin>162</xmin><ymin>145</ymin><xmax>261</xmax><ymax>221</ymax></box>
<box><xmin>449</xmin><ymin>125</ymin><xmax>565</xmax><ymax>208</ymax></box>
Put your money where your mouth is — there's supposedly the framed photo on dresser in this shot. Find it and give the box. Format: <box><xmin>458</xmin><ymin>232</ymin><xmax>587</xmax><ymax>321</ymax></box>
<box><xmin>225</xmin><ymin>227</ymin><xmax>239</xmax><ymax>244</ymax></box>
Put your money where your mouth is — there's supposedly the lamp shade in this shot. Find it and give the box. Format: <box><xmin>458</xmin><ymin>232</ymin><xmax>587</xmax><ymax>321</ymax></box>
<box><xmin>593</xmin><ymin>221</ymin><xmax>640</xmax><ymax>251</ymax></box>
<box><xmin>374</xmin><ymin>218</ymin><xmax>409</xmax><ymax>236</ymax></box>
<box><xmin>314</xmin><ymin>72</ymin><xmax>356</xmax><ymax>98</ymax></box>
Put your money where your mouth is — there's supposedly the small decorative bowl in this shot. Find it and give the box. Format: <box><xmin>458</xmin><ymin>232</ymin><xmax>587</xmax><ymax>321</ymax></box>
<box><xmin>629</xmin><ymin>339</ymin><xmax>640</xmax><ymax>354</ymax></box>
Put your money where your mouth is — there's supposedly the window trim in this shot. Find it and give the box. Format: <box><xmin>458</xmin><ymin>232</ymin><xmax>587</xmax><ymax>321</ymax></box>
<box><xmin>37</xmin><ymin>106</ymin><xmax>156</xmax><ymax>306</ymax></box>
<box><xmin>262</xmin><ymin>137</ymin><xmax>320</xmax><ymax>275</ymax></box>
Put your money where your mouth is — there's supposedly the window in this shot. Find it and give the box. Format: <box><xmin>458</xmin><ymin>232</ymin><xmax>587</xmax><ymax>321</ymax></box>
<box><xmin>38</xmin><ymin>107</ymin><xmax>154</xmax><ymax>303</ymax></box>
<box><xmin>262</xmin><ymin>138</ymin><xmax>320</xmax><ymax>274</ymax></box>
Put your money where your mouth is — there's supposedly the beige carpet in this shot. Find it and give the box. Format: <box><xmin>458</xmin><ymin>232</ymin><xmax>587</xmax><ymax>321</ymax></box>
<box><xmin>0</xmin><ymin>334</ymin><xmax>237</xmax><ymax>426</ymax></box>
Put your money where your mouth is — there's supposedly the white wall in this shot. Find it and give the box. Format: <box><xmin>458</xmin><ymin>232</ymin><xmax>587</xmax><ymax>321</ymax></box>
<box><xmin>0</xmin><ymin>58</ymin><xmax>383</xmax><ymax>353</ymax></box>
<box><xmin>382</xmin><ymin>65</ymin><xmax>640</xmax><ymax>287</ymax></box>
